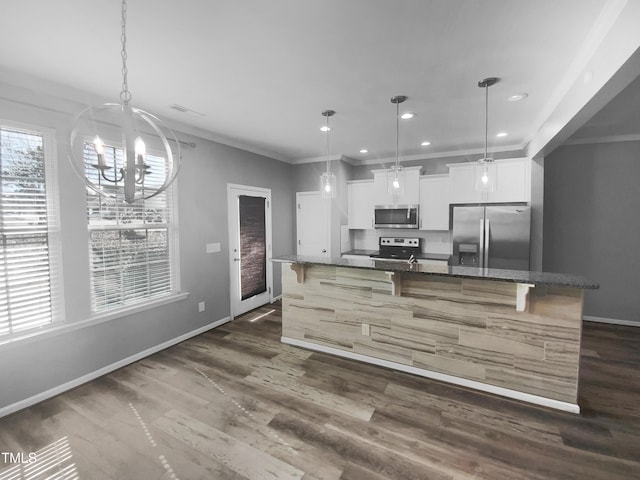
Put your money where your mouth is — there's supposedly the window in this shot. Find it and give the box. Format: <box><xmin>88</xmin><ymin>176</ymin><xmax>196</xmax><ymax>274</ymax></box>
<box><xmin>0</xmin><ymin>125</ymin><xmax>59</xmax><ymax>337</ymax></box>
<box><xmin>84</xmin><ymin>142</ymin><xmax>178</xmax><ymax>312</ymax></box>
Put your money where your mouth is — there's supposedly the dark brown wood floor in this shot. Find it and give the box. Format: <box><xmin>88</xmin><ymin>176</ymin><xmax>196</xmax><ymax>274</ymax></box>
<box><xmin>1</xmin><ymin>301</ymin><xmax>639</xmax><ymax>479</ymax></box>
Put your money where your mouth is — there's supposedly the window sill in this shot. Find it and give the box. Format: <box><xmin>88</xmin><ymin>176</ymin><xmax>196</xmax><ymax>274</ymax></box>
<box><xmin>0</xmin><ymin>292</ymin><xmax>190</xmax><ymax>350</ymax></box>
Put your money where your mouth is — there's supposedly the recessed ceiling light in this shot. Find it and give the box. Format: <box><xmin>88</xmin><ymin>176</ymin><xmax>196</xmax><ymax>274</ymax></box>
<box><xmin>507</xmin><ymin>93</ymin><xmax>528</xmax><ymax>102</ymax></box>
<box><xmin>496</xmin><ymin>132</ymin><xmax>508</xmax><ymax>137</ymax></box>
<box><xmin>421</xmin><ymin>141</ymin><xmax>431</xmax><ymax>146</ymax></box>
<box><xmin>320</xmin><ymin>126</ymin><xmax>331</xmax><ymax>132</ymax></box>
<box><xmin>359</xmin><ymin>149</ymin><xmax>368</xmax><ymax>154</ymax></box>
<box><xmin>400</xmin><ymin>112</ymin><xmax>414</xmax><ymax>120</ymax></box>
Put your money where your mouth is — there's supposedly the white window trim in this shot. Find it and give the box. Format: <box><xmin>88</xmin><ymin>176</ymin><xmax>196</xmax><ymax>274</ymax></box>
<box><xmin>0</xmin><ymin>118</ymin><xmax>65</xmax><ymax>338</ymax></box>
<box><xmin>84</xmin><ymin>142</ymin><xmax>182</xmax><ymax>313</ymax></box>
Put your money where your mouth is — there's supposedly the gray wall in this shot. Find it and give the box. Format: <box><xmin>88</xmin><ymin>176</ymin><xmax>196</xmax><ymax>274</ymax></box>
<box><xmin>543</xmin><ymin>141</ymin><xmax>640</xmax><ymax>323</ymax></box>
<box><xmin>0</xmin><ymin>74</ymin><xmax>294</xmax><ymax>411</ymax></box>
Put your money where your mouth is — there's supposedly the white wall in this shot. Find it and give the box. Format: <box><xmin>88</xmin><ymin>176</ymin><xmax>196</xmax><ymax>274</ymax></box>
<box><xmin>0</xmin><ymin>72</ymin><xmax>294</xmax><ymax>413</ymax></box>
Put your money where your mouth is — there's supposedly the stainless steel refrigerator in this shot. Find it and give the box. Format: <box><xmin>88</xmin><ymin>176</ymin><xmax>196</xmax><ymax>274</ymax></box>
<box><xmin>451</xmin><ymin>203</ymin><xmax>531</xmax><ymax>270</ymax></box>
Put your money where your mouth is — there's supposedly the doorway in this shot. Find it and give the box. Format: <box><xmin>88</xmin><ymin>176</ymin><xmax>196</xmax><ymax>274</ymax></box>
<box><xmin>227</xmin><ymin>184</ymin><xmax>273</xmax><ymax>318</ymax></box>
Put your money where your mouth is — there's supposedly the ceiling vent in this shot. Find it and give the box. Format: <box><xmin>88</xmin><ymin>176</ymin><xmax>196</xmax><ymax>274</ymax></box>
<box><xmin>169</xmin><ymin>104</ymin><xmax>206</xmax><ymax>117</ymax></box>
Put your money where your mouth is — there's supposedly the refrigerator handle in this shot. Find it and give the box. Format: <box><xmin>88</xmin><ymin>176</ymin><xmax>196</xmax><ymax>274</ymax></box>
<box><xmin>479</xmin><ymin>219</ymin><xmax>485</xmax><ymax>268</ymax></box>
<box><xmin>484</xmin><ymin>218</ymin><xmax>490</xmax><ymax>268</ymax></box>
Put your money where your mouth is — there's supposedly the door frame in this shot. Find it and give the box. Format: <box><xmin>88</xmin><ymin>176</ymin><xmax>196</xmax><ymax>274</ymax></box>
<box><xmin>227</xmin><ymin>183</ymin><xmax>273</xmax><ymax>319</ymax></box>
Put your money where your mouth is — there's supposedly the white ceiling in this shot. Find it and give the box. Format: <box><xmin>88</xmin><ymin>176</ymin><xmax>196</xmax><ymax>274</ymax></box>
<box><xmin>1</xmin><ymin>0</ymin><xmax>639</xmax><ymax>164</ymax></box>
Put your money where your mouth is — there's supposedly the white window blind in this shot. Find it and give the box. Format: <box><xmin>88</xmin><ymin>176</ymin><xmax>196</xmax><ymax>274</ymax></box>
<box><xmin>0</xmin><ymin>127</ymin><xmax>54</xmax><ymax>336</ymax></box>
<box><xmin>85</xmin><ymin>143</ymin><xmax>177</xmax><ymax>312</ymax></box>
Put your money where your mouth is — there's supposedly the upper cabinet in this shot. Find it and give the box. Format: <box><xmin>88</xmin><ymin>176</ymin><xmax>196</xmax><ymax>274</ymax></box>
<box><xmin>448</xmin><ymin>158</ymin><xmax>530</xmax><ymax>204</ymax></box>
<box><xmin>419</xmin><ymin>174</ymin><xmax>450</xmax><ymax>230</ymax></box>
<box><xmin>372</xmin><ymin>166</ymin><xmax>421</xmax><ymax>206</ymax></box>
<box><xmin>347</xmin><ymin>180</ymin><xmax>374</xmax><ymax>229</ymax></box>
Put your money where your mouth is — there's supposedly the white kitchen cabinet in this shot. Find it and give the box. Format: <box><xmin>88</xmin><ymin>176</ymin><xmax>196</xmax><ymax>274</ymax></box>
<box><xmin>347</xmin><ymin>180</ymin><xmax>374</xmax><ymax>229</ymax></box>
<box><xmin>491</xmin><ymin>158</ymin><xmax>530</xmax><ymax>203</ymax></box>
<box><xmin>372</xmin><ymin>166</ymin><xmax>421</xmax><ymax>206</ymax></box>
<box><xmin>447</xmin><ymin>158</ymin><xmax>530</xmax><ymax>204</ymax></box>
<box><xmin>419</xmin><ymin>174</ymin><xmax>450</xmax><ymax>230</ymax></box>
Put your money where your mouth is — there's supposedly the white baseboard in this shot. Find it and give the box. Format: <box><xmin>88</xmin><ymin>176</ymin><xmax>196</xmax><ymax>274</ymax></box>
<box><xmin>583</xmin><ymin>315</ymin><xmax>639</xmax><ymax>327</ymax></box>
<box><xmin>281</xmin><ymin>336</ymin><xmax>580</xmax><ymax>414</ymax></box>
<box><xmin>0</xmin><ymin>316</ymin><xmax>231</xmax><ymax>419</ymax></box>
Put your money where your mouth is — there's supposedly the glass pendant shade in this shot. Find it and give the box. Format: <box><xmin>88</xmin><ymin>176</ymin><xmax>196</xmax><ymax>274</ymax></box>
<box><xmin>475</xmin><ymin>160</ymin><xmax>496</xmax><ymax>192</ymax></box>
<box><xmin>320</xmin><ymin>171</ymin><xmax>337</xmax><ymax>199</ymax></box>
<box><xmin>475</xmin><ymin>77</ymin><xmax>499</xmax><ymax>193</ymax></box>
<box><xmin>388</xmin><ymin>95</ymin><xmax>408</xmax><ymax>202</ymax></box>
<box><xmin>319</xmin><ymin>109</ymin><xmax>336</xmax><ymax>200</ymax></box>
<box><xmin>69</xmin><ymin>103</ymin><xmax>181</xmax><ymax>203</ymax></box>
<box><xmin>387</xmin><ymin>165</ymin><xmax>406</xmax><ymax>199</ymax></box>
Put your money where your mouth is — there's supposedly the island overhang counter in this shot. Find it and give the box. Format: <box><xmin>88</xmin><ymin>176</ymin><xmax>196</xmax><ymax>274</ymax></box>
<box><xmin>272</xmin><ymin>255</ymin><xmax>598</xmax><ymax>413</ymax></box>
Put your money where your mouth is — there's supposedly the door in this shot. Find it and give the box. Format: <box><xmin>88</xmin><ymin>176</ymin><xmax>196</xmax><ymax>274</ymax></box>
<box><xmin>227</xmin><ymin>184</ymin><xmax>273</xmax><ymax>318</ymax></box>
<box><xmin>484</xmin><ymin>205</ymin><xmax>531</xmax><ymax>270</ymax></box>
<box><xmin>451</xmin><ymin>206</ymin><xmax>484</xmax><ymax>267</ymax></box>
<box><xmin>296</xmin><ymin>191</ymin><xmax>329</xmax><ymax>257</ymax></box>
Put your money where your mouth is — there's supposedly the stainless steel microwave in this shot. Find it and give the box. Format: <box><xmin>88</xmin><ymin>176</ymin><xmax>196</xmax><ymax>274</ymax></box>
<box><xmin>374</xmin><ymin>205</ymin><xmax>419</xmax><ymax>229</ymax></box>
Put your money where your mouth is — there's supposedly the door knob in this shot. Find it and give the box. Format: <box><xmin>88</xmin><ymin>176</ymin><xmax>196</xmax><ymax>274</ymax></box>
<box><xmin>233</xmin><ymin>258</ymin><xmax>241</xmax><ymax>262</ymax></box>
<box><xmin>321</xmin><ymin>249</ymin><xmax>326</xmax><ymax>253</ymax></box>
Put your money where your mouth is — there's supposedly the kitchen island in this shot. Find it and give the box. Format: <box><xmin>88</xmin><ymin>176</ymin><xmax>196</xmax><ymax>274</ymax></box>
<box><xmin>272</xmin><ymin>255</ymin><xmax>598</xmax><ymax>413</ymax></box>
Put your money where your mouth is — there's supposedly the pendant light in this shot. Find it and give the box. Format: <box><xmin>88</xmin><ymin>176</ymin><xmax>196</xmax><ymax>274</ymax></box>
<box><xmin>320</xmin><ymin>109</ymin><xmax>337</xmax><ymax>199</ymax></box>
<box><xmin>388</xmin><ymin>95</ymin><xmax>407</xmax><ymax>200</ymax></box>
<box><xmin>475</xmin><ymin>77</ymin><xmax>499</xmax><ymax>192</ymax></box>
<box><xmin>69</xmin><ymin>0</ymin><xmax>181</xmax><ymax>204</ymax></box>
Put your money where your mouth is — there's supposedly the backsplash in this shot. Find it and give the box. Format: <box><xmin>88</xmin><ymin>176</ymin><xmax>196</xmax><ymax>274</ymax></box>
<box><xmin>345</xmin><ymin>228</ymin><xmax>451</xmax><ymax>254</ymax></box>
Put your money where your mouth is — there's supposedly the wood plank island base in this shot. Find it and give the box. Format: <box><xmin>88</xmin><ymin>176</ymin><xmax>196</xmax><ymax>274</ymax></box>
<box><xmin>273</xmin><ymin>256</ymin><xmax>599</xmax><ymax>413</ymax></box>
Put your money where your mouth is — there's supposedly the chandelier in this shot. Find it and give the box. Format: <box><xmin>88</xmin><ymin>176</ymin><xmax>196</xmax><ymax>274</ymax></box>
<box><xmin>69</xmin><ymin>0</ymin><xmax>181</xmax><ymax>204</ymax></box>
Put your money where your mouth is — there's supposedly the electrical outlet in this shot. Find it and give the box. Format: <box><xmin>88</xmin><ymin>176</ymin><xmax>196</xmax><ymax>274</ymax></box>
<box><xmin>198</xmin><ymin>301</ymin><xmax>205</xmax><ymax>312</ymax></box>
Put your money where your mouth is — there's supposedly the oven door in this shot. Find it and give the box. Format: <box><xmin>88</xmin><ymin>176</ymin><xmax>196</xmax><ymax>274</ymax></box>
<box><xmin>374</xmin><ymin>205</ymin><xmax>419</xmax><ymax>229</ymax></box>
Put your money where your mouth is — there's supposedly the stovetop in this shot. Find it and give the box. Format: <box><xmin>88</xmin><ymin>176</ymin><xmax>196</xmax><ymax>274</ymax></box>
<box><xmin>370</xmin><ymin>237</ymin><xmax>421</xmax><ymax>260</ymax></box>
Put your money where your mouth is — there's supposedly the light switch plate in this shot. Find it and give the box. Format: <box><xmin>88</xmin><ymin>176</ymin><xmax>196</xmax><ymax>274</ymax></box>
<box><xmin>206</xmin><ymin>242</ymin><xmax>221</xmax><ymax>253</ymax></box>
<box><xmin>361</xmin><ymin>324</ymin><xmax>370</xmax><ymax>336</ymax></box>
<box><xmin>198</xmin><ymin>301</ymin><xmax>205</xmax><ymax>312</ymax></box>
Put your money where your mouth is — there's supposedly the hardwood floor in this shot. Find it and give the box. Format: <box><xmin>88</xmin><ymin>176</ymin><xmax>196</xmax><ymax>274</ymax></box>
<box><xmin>1</xmin><ymin>302</ymin><xmax>638</xmax><ymax>479</ymax></box>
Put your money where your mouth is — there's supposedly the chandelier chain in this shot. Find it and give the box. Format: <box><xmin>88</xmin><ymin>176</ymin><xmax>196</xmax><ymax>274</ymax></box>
<box><xmin>120</xmin><ymin>0</ymin><xmax>132</xmax><ymax>104</ymax></box>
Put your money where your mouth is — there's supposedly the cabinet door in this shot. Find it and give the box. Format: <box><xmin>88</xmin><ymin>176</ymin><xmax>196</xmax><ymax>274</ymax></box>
<box><xmin>347</xmin><ymin>181</ymin><xmax>374</xmax><ymax>229</ymax></box>
<box><xmin>448</xmin><ymin>164</ymin><xmax>483</xmax><ymax>204</ymax></box>
<box><xmin>419</xmin><ymin>175</ymin><xmax>450</xmax><ymax>230</ymax></box>
<box><xmin>372</xmin><ymin>168</ymin><xmax>421</xmax><ymax>205</ymax></box>
<box><xmin>489</xmin><ymin>159</ymin><xmax>529</xmax><ymax>203</ymax></box>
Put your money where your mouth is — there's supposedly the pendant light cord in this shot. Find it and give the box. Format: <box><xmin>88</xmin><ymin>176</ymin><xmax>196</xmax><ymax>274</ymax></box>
<box><xmin>120</xmin><ymin>0</ymin><xmax>132</xmax><ymax>104</ymax></box>
<box><xmin>326</xmin><ymin>113</ymin><xmax>330</xmax><ymax>173</ymax></box>
<box><xmin>395</xmin><ymin>100</ymin><xmax>399</xmax><ymax>170</ymax></box>
<box><xmin>484</xmin><ymin>83</ymin><xmax>488</xmax><ymax>161</ymax></box>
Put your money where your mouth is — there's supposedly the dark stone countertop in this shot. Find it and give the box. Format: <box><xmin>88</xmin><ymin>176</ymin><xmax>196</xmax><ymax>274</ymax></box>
<box><xmin>272</xmin><ymin>255</ymin><xmax>599</xmax><ymax>290</ymax></box>
<box><xmin>341</xmin><ymin>250</ymin><xmax>451</xmax><ymax>262</ymax></box>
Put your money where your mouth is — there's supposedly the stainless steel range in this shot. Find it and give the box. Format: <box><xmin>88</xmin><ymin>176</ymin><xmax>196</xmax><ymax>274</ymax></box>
<box><xmin>369</xmin><ymin>237</ymin><xmax>421</xmax><ymax>260</ymax></box>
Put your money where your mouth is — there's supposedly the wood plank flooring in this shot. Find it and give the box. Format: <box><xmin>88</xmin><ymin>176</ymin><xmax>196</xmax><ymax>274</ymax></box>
<box><xmin>0</xmin><ymin>301</ymin><xmax>638</xmax><ymax>479</ymax></box>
